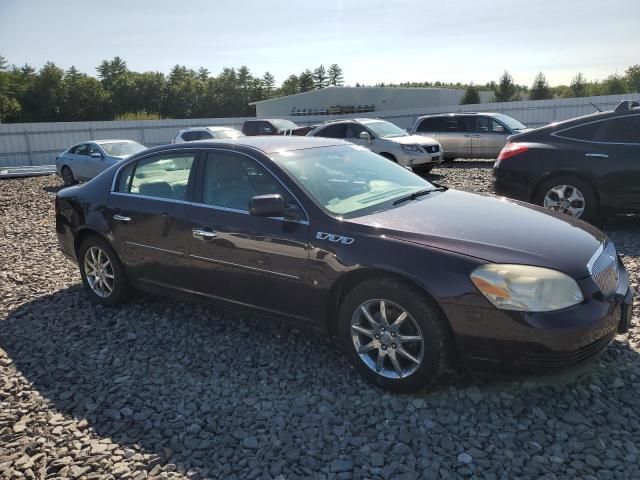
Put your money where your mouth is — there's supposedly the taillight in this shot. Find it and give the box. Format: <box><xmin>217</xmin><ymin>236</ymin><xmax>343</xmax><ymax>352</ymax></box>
<box><xmin>497</xmin><ymin>142</ymin><xmax>528</xmax><ymax>161</ymax></box>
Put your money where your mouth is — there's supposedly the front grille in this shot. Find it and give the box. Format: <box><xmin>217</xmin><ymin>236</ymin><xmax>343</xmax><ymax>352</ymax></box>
<box><xmin>519</xmin><ymin>331</ymin><xmax>615</xmax><ymax>369</ymax></box>
<box><xmin>423</xmin><ymin>144</ymin><xmax>440</xmax><ymax>154</ymax></box>
<box><xmin>589</xmin><ymin>242</ymin><xmax>619</xmax><ymax>296</ymax></box>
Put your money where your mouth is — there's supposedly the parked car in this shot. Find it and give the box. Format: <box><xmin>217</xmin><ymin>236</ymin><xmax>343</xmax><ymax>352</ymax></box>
<box><xmin>241</xmin><ymin>119</ymin><xmax>311</xmax><ymax>136</ymax></box>
<box><xmin>493</xmin><ymin>100</ymin><xmax>640</xmax><ymax>222</ymax></box>
<box><xmin>307</xmin><ymin>118</ymin><xmax>442</xmax><ymax>173</ymax></box>
<box><xmin>173</xmin><ymin>126</ymin><xmax>244</xmax><ymax>143</ymax></box>
<box><xmin>411</xmin><ymin>112</ymin><xmax>529</xmax><ymax>160</ymax></box>
<box><xmin>56</xmin><ymin>140</ymin><xmax>146</xmax><ymax>185</ymax></box>
<box><xmin>55</xmin><ymin>136</ymin><xmax>633</xmax><ymax>392</ymax></box>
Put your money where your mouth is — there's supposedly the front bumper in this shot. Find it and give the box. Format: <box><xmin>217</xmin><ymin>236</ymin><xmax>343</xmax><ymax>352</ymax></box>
<box><xmin>444</xmin><ymin>262</ymin><xmax>634</xmax><ymax>372</ymax></box>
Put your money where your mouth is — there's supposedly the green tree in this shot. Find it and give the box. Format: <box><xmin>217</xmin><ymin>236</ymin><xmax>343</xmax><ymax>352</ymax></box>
<box><xmin>494</xmin><ymin>71</ymin><xmax>518</xmax><ymax>102</ymax></box>
<box><xmin>279</xmin><ymin>74</ymin><xmax>299</xmax><ymax>96</ymax></box>
<box><xmin>313</xmin><ymin>65</ymin><xmax>327</xmax><ymax>89</ymax></box>
<box><xmin>299</xmin><ymin>70</ymin><xmax>314</xmax><ymax>92</ymax></box>
<box><xmin>529</xmin><ymin>72</ymin><xmax>552</xmax><ymax>100</ymax></box>
<box><xmin>603</xmin><ymin>74</ymin><xmax>627</xmax><ymax>95</ymax></box>
<box><xmin>328</xmin><ymin>64</ymin><xmax>344</xmax><ymax>86</ymax></box>
<box><xmin>624</xmin><ymin>65</ymin><xmax>640</xmax><ymax>93</ymax></box>
<box><xmin>569</xmin><ymin>73</ymin><xmax>588</xmax><ymax>97</ymax></box>
<box><xmin>262</xmin><ymin>71</ymin><xmax>276</xmax><ymax>97</ymax></box>
<box><xmin>60</xmin><ymin>67</ymin><xmax>107</xmax><ymax>121</ymax></box>
<box><xmin>460</xmin><ymin>84</ymin><xmax>480</xmax><ymax>104</ymax></box>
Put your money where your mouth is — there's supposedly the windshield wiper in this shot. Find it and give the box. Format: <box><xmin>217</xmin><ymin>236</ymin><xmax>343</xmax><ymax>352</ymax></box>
<box><xmin>392</xmin><ymin>187</ymin><xmax>447</xmax><ymax>205</ymax></box>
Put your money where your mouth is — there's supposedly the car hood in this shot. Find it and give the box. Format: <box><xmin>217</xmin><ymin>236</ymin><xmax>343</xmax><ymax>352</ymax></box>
<box><xmin>345</xmin><ymin>189</ymin><xmax>605</xmax><ymax>279</ymax></box>
<box><xmin>385</xmin><ymin>134</ymin><xmax>438</xmax><ymax>145</ymax></box>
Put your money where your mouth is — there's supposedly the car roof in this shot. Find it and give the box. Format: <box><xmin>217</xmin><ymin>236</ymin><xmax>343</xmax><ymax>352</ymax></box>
<box><xmin>94</xmin><ymin>139</ymin><xmax>137</xmax><ymax>144</ymax></box>
<box><xmin>181</xmin><ymin>126</ymin><xmax>237</xmax><ymax>132</ymax></box>
<box><xmin>144</xmin><ymin>136</ymin><xmax>347</xmax><ymax>155</ymax></box>
<box><xmin>417</xmin><ymin>112</ymin><xmax>502</xmax><ymax>120</ymax></box>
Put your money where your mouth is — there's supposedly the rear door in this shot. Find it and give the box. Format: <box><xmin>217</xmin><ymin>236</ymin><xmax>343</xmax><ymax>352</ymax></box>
<box><xmin>469</xmin><ymin>116</ymin><xmax>510</xmax><ymax>158</ymax></box>
<box><xmin>86</xmin><ymin>143</ymin><xmax>108</xmax><ymax>179</ymax></box>
<box><xmin>439</xmin><ymin>117</ymin><xmax>471</xmax><ymax>158</ymax></box>
<box><xmin>72</xmin><ymin>143</ymin><xmax>91</xmax><ymax>180</ymax></box>
<box><xmin>107</xmin><ymin>151</ymin><xmax>199</xmax><ymax>293</ymax></box>
<box><xmin>413</xmin><ymin>116</ymin><xmax>442</xmax><ymax>142</ymax></box>
<box><xmin>186</xmin><ymin>149</ymin><xmax>312</xmax><ymax>320</ymax></box>
<box><xmin>591</xmin><ymin>115</ymin><xmax>640</xmax><ymax>209</ymax></box>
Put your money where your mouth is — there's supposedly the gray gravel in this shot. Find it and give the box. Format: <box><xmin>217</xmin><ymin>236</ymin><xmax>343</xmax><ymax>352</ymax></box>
<box><xmin>0</xmin><ymin>164</ymin><xmax>638</xmax><ymax>480</ymax></box>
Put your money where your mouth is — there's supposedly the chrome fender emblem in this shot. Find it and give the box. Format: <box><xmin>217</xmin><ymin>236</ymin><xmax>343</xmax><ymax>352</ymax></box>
<box><xmin>316</xmin><ymin>232</ymin><xmax>354</xmax><ymax>245</ymax></box>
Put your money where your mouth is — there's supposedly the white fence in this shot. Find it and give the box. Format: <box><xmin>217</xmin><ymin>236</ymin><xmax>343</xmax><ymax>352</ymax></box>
<box><xmin>1</xmin><ymin>93</ymin><xmax>638</xmax><ymax>168</ymax></box>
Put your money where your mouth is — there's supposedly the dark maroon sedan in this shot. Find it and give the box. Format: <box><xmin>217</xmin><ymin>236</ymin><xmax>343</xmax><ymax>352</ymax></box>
<box><xmin>55</xmin><ymin>137</ymin><xmax>634</xmax><ymax>391</ymax></box>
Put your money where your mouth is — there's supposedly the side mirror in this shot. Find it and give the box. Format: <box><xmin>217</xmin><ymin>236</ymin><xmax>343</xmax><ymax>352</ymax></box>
<box><xmin>249</xmin><ymin>194</ymin><xmax>285</xmax><ymax>217</ymax></box>
<box><xmin>90</xmin><ymin>152</ymin><xmax>103</xmax><ymax>158</ymax></box>
<box><xmin>359</xmin><ymin>131</ymin><xmax>372</xmax><ymax>142</ymax></box>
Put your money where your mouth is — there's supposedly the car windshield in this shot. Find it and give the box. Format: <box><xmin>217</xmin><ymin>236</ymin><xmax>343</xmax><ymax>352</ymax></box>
<box><xmin>271</xmin><ymin>145</ymin><xmax>434</xmax><ymax>218</ymax></box>
<box><xmin>100</xmin><ymin>141</ymin><xmax>146</xmax><ymax>157</ymax></box>
<box><xmin>271</xmin><ymin>119</ymin><xmax>298</xmax><ymax>131</ymax></box>
<box><xmin>363</xmin><ymin>120</ymin><xmax>408</xmax><ymax>138</ymax></box>
<box><xmin>493</xmin><ymin>114</ymin><xmax>526</xmax><ymax>131</ymax></box>
<box><xmin>209</xmin><ymin>129</ymin><xmax>244</xmax><ymax>139</ymax></box>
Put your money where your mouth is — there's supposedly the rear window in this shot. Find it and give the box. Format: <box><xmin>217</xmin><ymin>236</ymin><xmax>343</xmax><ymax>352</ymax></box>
<box><xmin>556</xmin><ymin>121</ymin><xmax>604</xmax><ymax>141</ymax></box>
<box><xmin>316</xmin><ymin>124</ymin><xmax>347</xmax><ymax>138</ymax></box>
<box><xmin>597</xmin><ymin>116</ymin><xmax>640</xmax><ymax>143</ymax></box>
<box><xmin>416</xmin><ymin>117</ymin><xmax>444</xmax><ymax>132</ymax></box>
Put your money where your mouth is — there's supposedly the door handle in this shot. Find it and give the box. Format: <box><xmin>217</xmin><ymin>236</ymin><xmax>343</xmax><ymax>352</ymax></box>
<box><xmin>464</xmin><ymin>134</ymin><xmax>472</xmax><ymax>137</ymax></box>
<box><xmin>472</xmin><ymin>134</ymin><xmax>481</xmax><ymax>138</ymax></box>
<box><xmin>585</xmin><ymin>153</ymin><xmax>609</xmax><ymax>158</ymax></box>
<box><xmin>113</xmin><ymin>214</ymin><xmax>131</xmax><ymax>223</ymax></box>
<box><xmin>192</xmin><ymin>228</ymin><xmax>219</xmax><ymax>240</ymax></box>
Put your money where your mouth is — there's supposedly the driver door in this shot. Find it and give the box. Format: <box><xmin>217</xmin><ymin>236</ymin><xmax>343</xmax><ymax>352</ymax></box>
<box><xmin>186</xmin><ymin>150</ymin><xmax>312</xmax><ymax>321</ymax></box>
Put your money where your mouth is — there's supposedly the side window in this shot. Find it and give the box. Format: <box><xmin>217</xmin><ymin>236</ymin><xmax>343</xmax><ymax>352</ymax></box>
<box><xmin>445</xmin><ymin>118</ymin><xmax>469</xmax><ymax>132</ymax></box>
<box><xmin>596</xmin><ymin>116</ymin><xmax>640</xmax><ymax>143</ymax></box>
<box><xmin>200</xmin><ymin>152</ymin><xmax>289</xmax><ymax>211</ymax></box>
<box><xmin>88</xmin><ymin>144</ymin><xmax>102</xmax><ymax>155</ymax></box>
<box><xmin>201</xmin><ymin>131</ymin><xmax>213</xmax><ymax>139</ymax></box>
<box><xmin>346</xmin><ymin>123</ymin><xmax>368</xmax><ymax>138</ymax></box>
<box><xmin>120</xmin><ymin>153</ymin><xmax>195</xmax><ymax>200</ymax></box>
<box><xmin>316</xmin><ymin>124</ymin><xmax>347</xmax><ymax>138</ymax></box>
<box><xmin>68</xmin><ymin>145</ymin><xmax>78</xmax><ymax>154</ymax></box>
<box><xmin>75</xmin><ymin>144</ymin><xmax>90</xmax><ymax>156</ymax></box>
<box><xmin>417</xmin><ymin>117</ymin><xmax>443</xmax><ymax>132</ymax></box>
<box><xmin>181</xmin><ymin>131</ymin><xmax>199</xmax><ymax>142</ymax></box>
<box><xmin>471</xmin><ymin>117</ymin><xmax>506</xmax><ymax>133</ymax></box>
<box><xmin>557</xmin><ymin>122</ymin><xmax>605</xmax><ymax>142</ymax></box>
<box><xmin>243</xmin><ymin>122</ymin><xmax>258</xmax><ymax>135</ymax></box>
<box><xmin>260</xmin><ymin>121</ymin><xmax>274</xmax><ymax>134</ymax></box>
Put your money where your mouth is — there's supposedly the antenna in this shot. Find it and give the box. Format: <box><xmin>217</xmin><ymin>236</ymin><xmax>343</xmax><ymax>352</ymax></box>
<box><xmin>589</xmin><ymin>102</ymin><xmax>602</xmax><ymax>112</ymax></box>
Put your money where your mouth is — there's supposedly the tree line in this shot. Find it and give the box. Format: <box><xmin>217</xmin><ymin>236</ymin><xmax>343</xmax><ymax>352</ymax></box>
<box><xmin>0</xmin><ymin>56</ymin><xmax>345</xmax><ymax>123</ymax></box>
<box><xmin>1</xmin><ymin>54</ymin><xmax>639</xmax><ymax>122</ymax></box>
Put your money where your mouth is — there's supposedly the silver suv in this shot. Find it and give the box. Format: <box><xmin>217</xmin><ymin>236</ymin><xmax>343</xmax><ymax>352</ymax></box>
<box><xmin>307</xmin><ymin>118</ymin><xmax>442</xmax><ymax>173</ymax></box>
<box><xmin>173</xmin><ymin>126</ymin><xmax>244</xmax><ymax>143</ymax></box>
<box><xmin>411</xmin><ymin>112</ymin><xmax>529</xmax><ymax>160</ymax></box>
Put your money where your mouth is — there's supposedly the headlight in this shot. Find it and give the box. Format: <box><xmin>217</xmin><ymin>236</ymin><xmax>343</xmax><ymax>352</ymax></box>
<box><xmin>401</xmin><ymin>144</ymin><xmax>423</xmax><ymax>154</ymax></box>
<box><xmin>470</xmin><ymin>264</ymin><xmax>583</xmax><ymax>312</ymax></box>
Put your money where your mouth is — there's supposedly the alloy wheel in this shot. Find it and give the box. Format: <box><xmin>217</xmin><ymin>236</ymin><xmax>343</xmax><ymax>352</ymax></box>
<box><xmin>350</xmin><ymin>299</ymin><xmax>424</xmax><ymax>379</ymax></box>
<box><xmin>84</xmin><ymin>246</ymin><xmax>115</xmax><ymax>298</ymax></box>
<box><xmin>543</xmin><ymin>184</ymin><xmax>585</xmax><ymax>218</ymax></box>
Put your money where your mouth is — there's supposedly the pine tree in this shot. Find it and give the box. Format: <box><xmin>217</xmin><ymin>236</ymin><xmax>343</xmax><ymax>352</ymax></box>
<box><xmin>625</xmin><ymin>65</ymin><xmax>640</xmax><ymax>93</ymax></box>
<box><xmin>262</xmin><ymin>72</ymin><xmax>276</xmax><ymax>97</ymax></box>
<box><xmin>313</xmin><ymin>65</ymin><xmax>327</xmax><ymax>89</ymax></box>
<box><xmin>529</xmin><ymin>72</ymin><xmax>552</xmax><ymax>100</ymax></box>
<box><xmin>328</xmin><ymin>64</ymin><xmax>344</xmax><ymax>86</ymax></box>
<box><xmin>494</xmin><ymin>71</ymin><xmax>517</xmax><ymax>102</ymax></box>
<box><xmin>460</xmin><ymin>84</ymin><xmax>480</xmax><ymax>104</ymax></box>
<box><xmin>299</xmin><ymin>70</ymin><xmax>314</xmax><ymax>92</ymax></box>
<box><xmin>280</xmin><ymin>75</ymin><xmax>299</xmax><ymax>96</ymax></box>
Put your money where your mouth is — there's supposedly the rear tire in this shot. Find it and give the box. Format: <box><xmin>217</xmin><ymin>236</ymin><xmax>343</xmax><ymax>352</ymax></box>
<box><xmin>79</xmin><ymin>236</ymin><xmax>130</xmax><ymax>306</ymax></box>
<box><xmin>61</xmin><ymin>166</ymin><xmax>76</xmax><ymax>186</ymax></box>
<box><xmin>338</xmin><ymin>277</ymin><xmax>450</xmax><ymax>392</ymax></box>
<box><xmin>533</xmin><ymin>175</ymin><xmax>598</xmax><ymax>222</ymax></box>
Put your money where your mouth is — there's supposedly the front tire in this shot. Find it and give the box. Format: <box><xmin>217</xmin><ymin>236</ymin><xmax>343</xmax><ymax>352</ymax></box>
<box><xmin>379</xmin><ymin>153</ymin><xmax>397</xmax><ymax>163</ymax></box>
<box><xmin>61</xmin><ymin>166</ymin><xmax>76</xmax><ymax>186</ymax></box>
<box><xmin>79</xmin><ymin>236</ymin><xmax>130</xmax><ymax>306</ymax></box>
<box><xmin>534</xmin><ymin>176</ymin><xmax>598</xmax><ymax>222</ymax></box>
<box><xmin>338</xmin><ymin>277</ymin><xmax>450</xmax><ymax>392</ymax></box>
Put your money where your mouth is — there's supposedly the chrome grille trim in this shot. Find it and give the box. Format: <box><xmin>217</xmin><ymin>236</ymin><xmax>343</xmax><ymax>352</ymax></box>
<box><xmin>588</xmin><ymin>242</ymin><xmax>619</xmax><ymax>296</ymax></box>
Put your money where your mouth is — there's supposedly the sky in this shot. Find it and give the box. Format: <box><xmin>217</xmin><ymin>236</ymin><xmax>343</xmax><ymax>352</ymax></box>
<box><xmin>1</xmin><ymin>0</ymin><xmax>639</xmax><ymax>87</ymax></box>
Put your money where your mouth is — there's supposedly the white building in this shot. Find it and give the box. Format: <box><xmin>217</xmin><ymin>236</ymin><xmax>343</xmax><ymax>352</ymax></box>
<box><xmin>250</xmin><ymin>86</ymin><xmax>492</xmax><ymax>118</ymax></box>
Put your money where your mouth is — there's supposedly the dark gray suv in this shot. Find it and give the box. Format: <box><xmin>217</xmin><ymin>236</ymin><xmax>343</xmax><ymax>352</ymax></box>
<box><xmin>411</xmin><ymin>112</ymin><xmax>529</xmax><ymax>160</ymax></box>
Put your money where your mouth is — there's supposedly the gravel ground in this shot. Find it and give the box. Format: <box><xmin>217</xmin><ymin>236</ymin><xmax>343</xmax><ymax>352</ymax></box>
<box><xmin>0</xmin><ymin>163</ymin><xmax>638</xmax><ymax>480</ymax></box>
